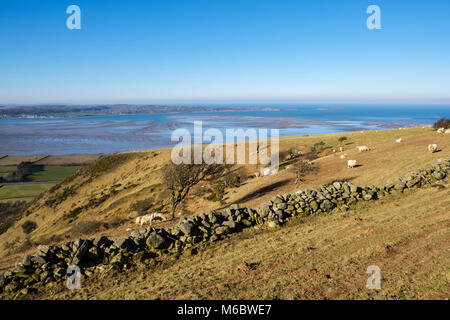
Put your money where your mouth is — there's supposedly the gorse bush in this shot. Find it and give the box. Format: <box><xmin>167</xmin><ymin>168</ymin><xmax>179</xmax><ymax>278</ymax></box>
<box><xmin>338</xmin><ymin>136</ymin><xmax>348</xmax><ymax>144</ymax></box>
<box><xmin>205</xmin><ymin>183</ymin><xmax>226</xmax><ymax>202</ymax></box>
<box><xmin>432</xmin><ymin>118</ymin><xmax>450</xmax><ymax>130</ymax></box>
<box><xmin>21</xmin><ymin>220</ymin><xmax>37</xmax><ymax>234</ymax></box>
<box><xmin>224</xmin><ymin>174</ymin><xmax>241</xmax><ymax>188</ymax></box>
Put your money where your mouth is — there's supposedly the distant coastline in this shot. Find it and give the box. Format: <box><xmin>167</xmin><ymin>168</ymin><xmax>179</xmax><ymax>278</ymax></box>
<box><xmin>0</xmin><ymin>104</ymin><xmax>279</xmax><ymax>119</ymax></box>
<box><xmin>0</xmin><ymin>104</ymin><xmax>448</xmax><ymax>155</ymax></box>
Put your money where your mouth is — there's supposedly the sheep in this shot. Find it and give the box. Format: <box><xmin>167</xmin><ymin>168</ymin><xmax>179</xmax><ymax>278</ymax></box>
<box><xmin>347</xmin><ymin>160</ymin><xmax>357</xmax><ymax>168</ymax></box>
<box><xmin>428</xmin><ymin>144</ymin><xmax>438</xmax><ymax>153</ymax></box>
<box><xmin>339</xmin><ymin>147</ymin><xmax>344</xmax><ymax>152</ymax></box>
<box><xmin>261</xmin><ymin>167</ymin><xmax>278</xmax><ymax>176</ymax></box>
<box><xmin>340</xmin><ymin>154</ymin><xmax>347</xmax><ymax>159</ymax></box>
<box><xmin>135</xmin><ymin>213</ymin><xmax>167</xmax><ymax>227</ymax></box>
<box><xmin>356</xmin><ymin>145</ymin><xmax>370</xmax><ymax>152</ymax></box>
<box><xmin>437</xmin><ymin>128</ymin><xmax>445</xmax><ymax>133</ymax></box>
<box><xmin>395</xmin><ymin>138</ymin><xmax>402</xmax><ymax>143</ymax></box>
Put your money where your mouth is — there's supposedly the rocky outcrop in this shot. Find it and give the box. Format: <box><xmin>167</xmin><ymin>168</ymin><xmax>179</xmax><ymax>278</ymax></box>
<box><xmin>1</xmin><ymin>156</ymin><xmax>448</xmax><ymax>296</ymax></box>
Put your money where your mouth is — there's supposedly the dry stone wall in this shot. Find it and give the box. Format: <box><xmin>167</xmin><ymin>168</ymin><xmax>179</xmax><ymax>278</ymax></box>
<box><xmin>1</xmin><ymin>156</ymin><xmax>449</xmax><ymax>295</ymax></box>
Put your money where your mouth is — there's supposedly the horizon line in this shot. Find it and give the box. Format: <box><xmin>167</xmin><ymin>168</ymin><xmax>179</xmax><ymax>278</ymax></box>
<box><xmin>2</xmin><ymin>100</ymin><xmax>450</xmax><ymax>106</ymax></box>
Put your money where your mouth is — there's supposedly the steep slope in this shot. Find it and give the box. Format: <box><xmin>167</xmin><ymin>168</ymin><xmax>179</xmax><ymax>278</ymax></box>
<box><xmin>0</xmin><ymin>127</ymin><xmax>448</xmax><ymax>270</ymax></box>
<box><xmin>9</xmin><ymin>173</ymin><xmax>450</xmax><ymax>299</ymax></box>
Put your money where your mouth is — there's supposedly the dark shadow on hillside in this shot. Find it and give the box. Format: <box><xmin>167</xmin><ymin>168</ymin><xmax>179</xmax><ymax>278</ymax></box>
<box><xmin>232</xmin><ymin>179</ymin><xmax>292</xmax><ymax>204</ymax></box>
<box><xmin>329</xmin><ymin>176</ymin><xmax>357</xmax><ymax>184</ymax></box>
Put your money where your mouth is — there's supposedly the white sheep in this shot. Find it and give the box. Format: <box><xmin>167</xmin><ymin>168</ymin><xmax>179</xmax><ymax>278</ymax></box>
<box><xmin>437</xmin><ymin>128</ymin><xmax>445</xmax><ymax>133</ymax></box>
<box><xmin>135</xmin><ymin>213</ymin><xmax>167</xmax><ymax>227</ymax></box>
<box><xmin>428</xmin><ymin>144</ymin><xmax>438</xmax><ymax>153</ymax></box>
<box><xmin>356</xmin><ymin>145</ymin><xmax>370</xmax><ymax>152</ymax></box>
<box><xmin>347</xmin><ymin>160</ymin><xmax>357</xmax><ymax>168</ymax></box>
<box><xmin>395</xmin><ymin>138</ymin><xmax>402</xmax><ymax>143</ymax></box>
<box><xmin>260</xmin><ymin>167</ymin><xmax>278</xmax><ymax>176</ymax></box>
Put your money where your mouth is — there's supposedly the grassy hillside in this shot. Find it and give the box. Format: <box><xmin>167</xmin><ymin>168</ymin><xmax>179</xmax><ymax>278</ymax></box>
<box><xmin>18</xmin><ymin>179</ymin><xmax>449</xmax><ymax>300</ymax></box>
<box><xmin>0</xmin><ymin>126</ymin><xmax>449</xmax><ymax>274</ymax></box>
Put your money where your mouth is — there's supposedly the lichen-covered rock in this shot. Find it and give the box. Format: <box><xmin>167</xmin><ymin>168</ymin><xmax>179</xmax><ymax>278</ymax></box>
<box><xmin>93</xmin><ymin>235</ymin><xmax>110</xmax><ymax>248</ymax></box>
<box><xmin>71</xmin><ymin>240</ymin><xmax>91</xmax><ymax>265</ymax></box>
<box><xmin>215</xmin><ymin>226</ymin><xmax>230</xmax><ymax>235</ymax></box>
<box><xmin>146</xmin><ymin>232</ymin><xmax>168</xmax><ymax>249</ymax></box>
<box><xmin>179</xmin><ymin>222</ymin><xmax>196</xmax><ymax>236</ymax></box>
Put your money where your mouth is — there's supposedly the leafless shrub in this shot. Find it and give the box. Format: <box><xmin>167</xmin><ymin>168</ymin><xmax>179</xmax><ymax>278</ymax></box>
<box><xmin>162</xmin><ymin>161</ymin><xmax>230</xmax><ymax>219</ymax></box>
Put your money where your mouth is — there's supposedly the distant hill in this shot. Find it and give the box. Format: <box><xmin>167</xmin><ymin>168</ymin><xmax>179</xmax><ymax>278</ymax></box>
<box><xmin>0</xmin><ymin>104</ymin><xmax>276</xmax><ymax>118</ymax></box>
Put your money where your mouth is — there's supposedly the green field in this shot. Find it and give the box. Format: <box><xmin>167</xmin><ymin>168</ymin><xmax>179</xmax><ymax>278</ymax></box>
<box><xmin>28</xmin><ymin>166</ymin><xmax>82</xmax><ymax>182</ymax></box>
<box><xmin>0</xmin><ymin>165</ymin><xmax>82</xmax><ymax>202</ymax></box>
<box><xmin>0</xmin><ymin>183</ymin><xmax>56</xmax><ymax>201</ymax></box>
<box><xmin>0</xmin><ymin>166</ymin><xmax>16</xmax><ymax>175</ymax></box>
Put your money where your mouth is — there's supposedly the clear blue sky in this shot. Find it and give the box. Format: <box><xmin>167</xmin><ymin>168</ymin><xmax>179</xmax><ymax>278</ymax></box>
<box><xmin>1</xmin><ymin>0</ymin><xmax>450</xmax><ymax>104</ymax></box>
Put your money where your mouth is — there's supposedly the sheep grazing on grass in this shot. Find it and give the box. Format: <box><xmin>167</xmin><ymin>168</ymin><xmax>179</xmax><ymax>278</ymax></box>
<box><xmin>261</xmin><ymin>167</ymin><xmax>278</xmax><ymax>176</ymax></box>
<box><xmin>396</xmin><ymin>138</ymin><xmax>402</xmax><ymax>143</ymax></box>
<box><xmin>428</xmin><ymin>144</ymin><xmax>438</xmax><ymax>153</ymax></box>
<box><xmin>340</xmin><ymin>154</ymin><xmax>347</xmax><ymax>159</ymax></box>
<box><xmin>437</xmin><ymin>128</ymin><xmax>445</xmax><ymax>133</ymax></box>
<box><xmin>135</xmin><ymin>213</ymin><xmax>167</xmax><ymax>227</ymax></box>
<box><xmin>356</xmin><ymin>145</ymin><xmax>370</xmax><ymax>152</ymax></box>
<box><xmin>347</xmin><ymin>160</ymin><xmax>357</xmax><ymax>168</ymax></box>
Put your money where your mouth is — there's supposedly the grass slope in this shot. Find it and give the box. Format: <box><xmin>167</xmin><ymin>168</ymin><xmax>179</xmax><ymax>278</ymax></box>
<box><xmin>21</xmin><ymin>179</ymin><xmax>450</xmax><ymax>300</ymax></box>
<box><xmin>0</xmin><ymin>127</ymin><xmax>448</xmax><ymax>274</ymax></box>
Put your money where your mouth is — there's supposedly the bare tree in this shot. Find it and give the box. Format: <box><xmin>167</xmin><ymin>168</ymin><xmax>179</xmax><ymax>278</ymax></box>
<box><xmin>293</xmin><ymin>159</ymin><xmax>319</xmax><ymax>185</ymax></box>
<box><xmin>162</xmin><ymin>161</ymin><xmax>229</xmax><ymax>219</ymax></box>
<box><xmin>338</xmin><ymin>136</ymin><xmax>348</xmax><ymax>145</ymax></box>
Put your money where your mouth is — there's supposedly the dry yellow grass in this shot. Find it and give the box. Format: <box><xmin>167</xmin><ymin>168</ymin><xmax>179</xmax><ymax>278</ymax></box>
<box><xmin>0</xmin><ymin>126</ymin><xmax>449</xmax><ymax>275</ymax></box>
<box><xmin>17</xmin><ymin>179</ymin><xmax>450</xmax><ymax>300</ymax></box>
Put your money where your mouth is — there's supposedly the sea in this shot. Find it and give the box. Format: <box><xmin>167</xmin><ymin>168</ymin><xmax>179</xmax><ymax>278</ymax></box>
<box><xmin>0</xmin><ymin>104</ymin><xmax>449</xmax><ymax>155</ymax></box>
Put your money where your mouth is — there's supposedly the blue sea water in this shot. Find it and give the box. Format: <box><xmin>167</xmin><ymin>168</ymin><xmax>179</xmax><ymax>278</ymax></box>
<box><xmin>0</xmin><ymin>105</ymin><xmax>448</xmax><ymax>155</ymax></box>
